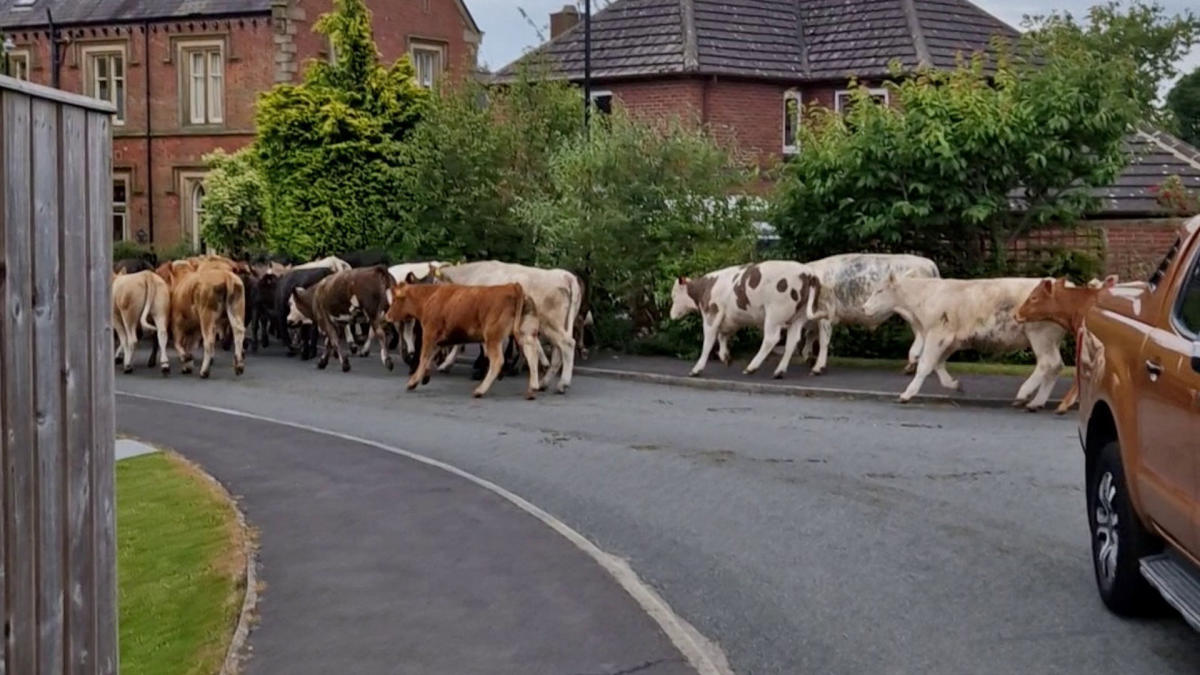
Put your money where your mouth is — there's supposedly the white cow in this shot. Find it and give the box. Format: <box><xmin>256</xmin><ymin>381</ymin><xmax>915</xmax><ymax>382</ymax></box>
<box><xmin>862</xmin><ymin>276</ymin><xmax>1066</xmax><ymax>409</ymax></box>
<box><xmin>670</xmin><ymin>261</ymin><xmax>825</xmax><ymax>378</ymax></box>
<box><xmin>799</xmin><ymin>253</ymin><xmax>940</xmax><ymax>375</ymax></box>
<box><xmin>293</xmin><ymin>256</ymin><xmax>351</xmax><ymax>273</ymax></box>
<box><xmin>437</xmin><ymin>261</ymin><xmax>581</xmax><ymax>393</ymax></box>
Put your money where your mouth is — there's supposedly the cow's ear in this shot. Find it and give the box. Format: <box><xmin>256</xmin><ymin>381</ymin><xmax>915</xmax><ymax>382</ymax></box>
<box><xmin>677</xmin><ymin>276</ymin><xmax>688</xmax><ymax>285</ymax></box>
<box><xmin>405</xmin><ymin>272</ymin><xmax>419</xmax><ymax>284</ymax></box>
<box><xmin>1104</xmin><ymin>274</ymin><xmax>1118</xmax><ymax>288</ymax></box>
<box><xmin>1054</xmin><ymin>277</ymin><xmax>1068</xmax><ymax>288</ymax></box>
<box><xmin>886</xmin><ymin>271</ymin><xmax>897</xmax><ymax>285</ymax></box>
<box><xmin>432</xmin><ymin>265</ymin><xmax>445</xmax><ymax>280</ymax></box>
<box><xmin>1040</xmin><ymin>279</ymin><xmax>1054</xmax><ymax>293</ymax></box>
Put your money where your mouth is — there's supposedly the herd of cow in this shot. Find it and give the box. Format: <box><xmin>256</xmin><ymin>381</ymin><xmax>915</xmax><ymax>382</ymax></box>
<box><xmin>110</xmin><ymin>249</ymin><xmax>1114</xmax><ymax>409</ymax></box>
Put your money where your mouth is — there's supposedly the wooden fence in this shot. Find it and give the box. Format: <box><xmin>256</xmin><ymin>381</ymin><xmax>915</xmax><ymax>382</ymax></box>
<box><xmin>0</xmin><ymin>76</ymin><xmax>117</xmax><ymax>673</ymax></box>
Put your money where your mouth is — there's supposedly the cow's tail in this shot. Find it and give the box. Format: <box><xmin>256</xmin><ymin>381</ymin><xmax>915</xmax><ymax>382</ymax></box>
<box><xmin>564</xmin><ymin>272</ymin><xmax>583</xmax><ymax>341</ymax></box>
<box><xmin>138</xmin><ymin>274</ymin><xmax>157</xmax><ymax>332</ymax></box>
<box><xmin>805</xmin><ymin>276</ymin><xmax>826</xmax><ymax>321</ymax></box>
<box><xmin>512</xmin><ymin>289</ymin><xmax>538</xmax><ymax>341</ymax></box>
<box><xmin>224</xmin><ymin>273</ymin><xmax>247</xmax><ymax>331</ymax></box>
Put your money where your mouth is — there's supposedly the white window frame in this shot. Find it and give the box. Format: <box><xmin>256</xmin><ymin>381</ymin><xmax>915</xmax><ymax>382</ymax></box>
<box><xmin>410</xmin><ymin>42</ymin><xmax>444</xmax><ymax>89</ymax></box>
<box><xmin>81</xmin><ymin>44</ymin><xmax>126</xmax><ymax>125</ymax></box>
<box><xmin>834</xmin><ymin>87</ymin><xmax>889</xmax><ymax>114</ymax></box>
<box><xmin>179</xmin><ymin>171</ymin><xmax>208</xmax><ymax>251</ymax></box>
<box><xmin>589</xmin><ymin>89</ymin><xmax>614</xmax><ymax>115</ymax></box>
<box><xmin>782</xmin><ymin>88</ymin><xmax>802</xmax><ymax>155</ymax></box>
<box><xmin>112</xmin><ymin>173</ymin><xmax>130</xmax><ymax>242</ymax></box>
<box><xmin>178</xmin><ymin>40</ymin><xmax>224</xmax><ymax>126</ymax></box>
<box><xmin>8</xmin><ymin>49</ymin><xmax>30</xmax><ymax>81</ymax></box>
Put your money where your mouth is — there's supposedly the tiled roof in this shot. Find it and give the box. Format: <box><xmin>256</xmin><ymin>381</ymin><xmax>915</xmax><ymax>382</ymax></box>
<box><xmin>1092</xmin><ymin>130</ymin><xmax>1200</xmax><ymax>217</ymax></box>
<box><xmin>0</xmin><ymin>0</ymin><xmax>272</xmax><ymax>28</ymax></box>
<box><xmin>496</xmin><ymin>0</ymin><xmax>1018</xmax><ymax>81</ymax></box>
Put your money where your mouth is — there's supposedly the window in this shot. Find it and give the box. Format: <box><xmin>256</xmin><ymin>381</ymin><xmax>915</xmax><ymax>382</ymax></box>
<box><xmin>180</xmin><ymin>173</ymin><xmax>208</xmax><ymax>250</ymax></box>
<box><xmin>1175</xmin><ymin>250</ymin><xmax>1200</xmax><ymax>337</ymax></box>
<box><xmin>84</xmin><ymin>48</ymin><xmax>125</xmax><ymax>124</ymax></box>
<box><xmin>783</xmin><ymin>89</ymin><xmax>802</xmax><ymax>155</ymax></box>
<box><xmin>8</xmin><ymin>50</ymin><xmax>29</xmax><ymax>81</ymax></box>
<box><xmin>590</xmin><ymin>90</ymin><xmax>613</xmax><ymax>115</ymax></box>
<box><xmin>834</xmin><ymin>87</ymin><xmax>888</xmax><ymax>114</ymax></box>
<box><xmin>190</xmin><ymin>181</ymin><xmax>206</xmax><ymax>250</ymax></box>
<box><xmin>411</xmin><ymin>43</ymin><xmax>443</xmax><ymax>88</ymax></box>
<box><xmin>180</xmin><ymin>43</ymin><xmax>224</xmax><ymax>125</ymax></box>
<box><xmin>112</xmin><ymin>175</ymin><xmax>129</xmax><ymax>242</ymax></box>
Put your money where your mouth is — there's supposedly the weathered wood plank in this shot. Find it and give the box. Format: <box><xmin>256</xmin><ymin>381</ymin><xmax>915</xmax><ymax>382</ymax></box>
<box><xmin>2</xmin><ymin>88</ymin><xmax>37</xmax><ymax>675</ymax></box>
<box><xmin>59</xmin><ymin>103</ymin><xmax>94</xmax><ymax>675</ymax></box>
<box><xmin>0</xmin><ymin>87</ymin><xmax>10</xmax><ymax>675</ymax></box>
<box><xmin>30</xmin><ymin>97</ymin><xmax>64</xmax><ymax>675</ymax></box>
<box><xmin>85</xmin><ymin>110</ymin><xmax>117</xmax><ymax>675</ymax></box>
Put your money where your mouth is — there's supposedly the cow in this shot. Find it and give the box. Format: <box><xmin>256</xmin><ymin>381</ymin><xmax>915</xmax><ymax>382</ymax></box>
<box><xmin>1015</xmin><ymin>275</ymin><xmax>1118</xmax><ymax>414</ymax></box>
<box><xmin>289</xmin><ymin>266</ymin><xmax>395</xmax><ymax>373</ymax></box>
<box><xmin>670</xmin><ymin>261</ymin><xmax>825</xmax><ymax>378</ymax></box>
<box><xmin>113</xmin><ymin>254</ymin><xmax>157</xmax><ymax>274</ymax></box>
<box><xmin>385</xmin><ymin>281</ymin><xmax>541</xmax><ymax>399</ymax></box>
<box><xmin>340</xmin><ymin>249</ymin><xmax>391</xmax><ymax>268</ymax></box>
<box><xmin>274</xmin><ymin>266</ymin><xmax>336</xmax><ymax>359</ymax></box>
<box><xmin>111</xmin><ymin>270</ymin><xmax>171</xmax><ymax>375</ymax></box>
<box><xmin>862</xmin><ymin>276</ymin><xmax>1066</xmax><ymax>409</ymax></box>
<box><xmin>798</xmin><ymin>253</ymin><xmax>940</xmax><ymax>375</ymax></box>
<box><xmin>158</xmin><ymin>262</ymin><xmax>247</xmax><ymax>378</ymax></box>
<box><xmin>237</xmin><ymin>268</ymin><xmax>277</xmax><ymax>352</ymax></box>
<box><xmin>387</xmin><ymin>262</ymin><xmax>446</xmax><ymax>368</ymax></box>
<box><xmin>292</xmin><ymin>256</ymin><xmax>351</xmax><ymax>273</ymax></box>
<box><xmin>436</xmin><ymin>261</ymin><xmax>581</xmax><ymax>393</ymax></box>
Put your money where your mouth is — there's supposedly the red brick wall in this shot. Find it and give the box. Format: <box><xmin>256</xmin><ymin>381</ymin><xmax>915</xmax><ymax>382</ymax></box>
<box><xmin>1098</xmin><ymin>219</ymin><xmax>1184</xmax><ymax>280</ymax></box>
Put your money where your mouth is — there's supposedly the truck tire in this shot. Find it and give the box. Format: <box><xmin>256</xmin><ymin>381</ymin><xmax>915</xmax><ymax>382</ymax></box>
<box><xmin>1088</xmin><ymin>440</ymin><xmax>1164</xmax><ymax>616</ymax></box>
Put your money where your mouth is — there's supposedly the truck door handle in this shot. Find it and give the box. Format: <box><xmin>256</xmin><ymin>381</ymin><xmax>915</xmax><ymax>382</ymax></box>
<box><xmin>1145</xmin><ymin>360</ymin><xmax>1164</xmax><ymax>377</ymax></box>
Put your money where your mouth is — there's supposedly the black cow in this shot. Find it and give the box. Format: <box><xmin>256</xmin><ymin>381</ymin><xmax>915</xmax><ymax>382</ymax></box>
<box><xmin>275</xmin><ymin>266</ymin><xmax>336</xmax><ymax>359</ymax></box>
<box><xmin>113</xmin><ymin>252</ymin><xmax>158</xmax><ymax>274</ymax></box>
<box><xmin>338</xmin><ymin>249</ymin><xmax>391</xmax><ymax>268</ymax></box>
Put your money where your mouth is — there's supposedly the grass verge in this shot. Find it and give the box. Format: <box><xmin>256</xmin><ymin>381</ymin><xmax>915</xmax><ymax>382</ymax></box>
<box><xmin>827</xmin><ymin>356</ymin><xmax>1076</xmax><ymax>378</ymax></box>
<box><xmin>118</xmin><ymin>451</ymin><xmax>247</xmax><ymax>675</ymax></box>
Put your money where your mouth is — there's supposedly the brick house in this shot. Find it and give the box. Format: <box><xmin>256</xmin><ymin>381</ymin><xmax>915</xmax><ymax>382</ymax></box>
<box><xmin>500</xmin><ymin>0</ymin><xmax>1200</xmax><ymax>277</ymax></box>
<box><xmin>0</xmin><ymin>0</ymin><xmax>482</xmax><ymax>249</ymax></box>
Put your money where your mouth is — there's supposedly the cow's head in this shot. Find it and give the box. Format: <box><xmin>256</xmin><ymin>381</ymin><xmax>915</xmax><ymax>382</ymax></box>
<box><xmin>386</xmin><ymin>282</ymin><xmax>418</xmax><ymax>323</ymax></box>
<box><xmin>862</xmin><ymin>272</ymin><xmax>902</xmax><ymax>319</ymax></box>
<box><xmin>1015</xmin><ymin>276</ymin><xmax>1115</xmax><ymax>325</ymax></box>
<box><xmin>289</xmin><ymin>286</ymin><xmax>315</xmax><ymax>325</ymax></box>
<box><xmin>670</xmin><ymin>276</ymin><xmax>699</xmax><ymax>320</ymax></box>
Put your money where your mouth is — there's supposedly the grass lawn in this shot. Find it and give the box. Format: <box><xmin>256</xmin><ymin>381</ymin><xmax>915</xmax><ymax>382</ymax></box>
<box><xmin>118</xmin><ymin>452</ymin><xmax>247</xmax><ymax>675</ymax></box>
<box><xmin>827</xmin><ymin>356</ymin><xmax>1076</xmax><ymax>378</ymax></box>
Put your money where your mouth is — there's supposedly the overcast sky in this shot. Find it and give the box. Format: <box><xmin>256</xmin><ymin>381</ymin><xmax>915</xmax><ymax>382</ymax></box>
<box><xmin>470</xmin><ymin>0</ymin><xmax>1199</xmax><ymax>92</ymax></box>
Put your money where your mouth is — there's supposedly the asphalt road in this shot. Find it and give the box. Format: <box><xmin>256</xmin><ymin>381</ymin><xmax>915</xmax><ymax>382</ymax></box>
<box><xmin>115</xmin><ymin>348</ymin><xmax>1200</xmax><ymax>674</ymax></box>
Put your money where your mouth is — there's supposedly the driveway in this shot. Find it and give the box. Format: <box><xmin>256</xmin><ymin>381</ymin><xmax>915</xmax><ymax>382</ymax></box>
<box><xmin>116</xmin><ymin>350</ymin><xmax>1200</xmax><ymax>674</ymax></box>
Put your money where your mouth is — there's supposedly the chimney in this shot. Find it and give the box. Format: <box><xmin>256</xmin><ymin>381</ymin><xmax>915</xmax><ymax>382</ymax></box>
<box><xmin>549</xmin><ymin>5</ymin><xmax>580</xmax><ymax>40</ymax></box>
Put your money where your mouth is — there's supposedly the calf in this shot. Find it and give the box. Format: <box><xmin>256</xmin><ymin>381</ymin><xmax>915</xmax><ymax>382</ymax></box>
<box><xmin>386</xmin><ymin>282</ymin><xmax>541</xmax><ymax>399</ymax></box>
<box><xmin>670</xmin><ymin>261</ymin><xmax>825</xmax><ymax>378</ymax></box>
<box><xmin>437</xmin><ymin>261</ymin><xmax>580</xmax><ymax>393</ymax></box>
<box><xmin>160</xmin><ymin>263</ymin><xmax>247</xmax><ymax>378</ymax></box>
<box><xmin>1015</xmin><ymin>275</ymin><xmax>1118</xmax><ymax>414</ymax></box>
<box><xmin>275</xmin><ymin>266</ymin><xmax>336</xmax><ymax>358</ymax></box>
<box><xmin>863</xmin><ymin>276</ymin><xmax>1066</xmax><ymax>408</ymax></box>
<box><xmin>112</xmin><ymin>270</ymin><xmax>171</xmax><ymax>374</ymax></box>
<box><xmin>799</xmin><ymin>253</ymin><xmax>940</xmax><ymax>375</ymax></box>
<box><xmin>291</xmin><ymin>266</ymin><xmax>394</xmax><ymax>372</ymax></box>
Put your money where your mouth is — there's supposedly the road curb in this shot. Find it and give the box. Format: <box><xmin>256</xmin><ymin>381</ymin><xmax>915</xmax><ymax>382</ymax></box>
<box><xmin>572</xmin><ymin>365</ymin><xmax>1060</xmax><ymax>410</ymax></box>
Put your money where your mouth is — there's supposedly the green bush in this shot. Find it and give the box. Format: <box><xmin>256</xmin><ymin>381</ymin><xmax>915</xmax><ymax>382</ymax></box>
<box><xmin>200</xmin><ymin>148</ymin><xmax>268</xmax><ymax>257</ymax></box>
<box><xmin>113</xmin><ymin>240</ymin><xmax>153</xmax><ymax>263</ymax></box>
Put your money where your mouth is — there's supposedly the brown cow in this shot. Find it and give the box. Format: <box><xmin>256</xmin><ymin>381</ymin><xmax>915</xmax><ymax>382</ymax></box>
<box><xmin>1015</xmin><ymin>275</ymin><xmax>1118</xmax><ymax>414</ymax></box>
<box><xmin>386</xmin><ymin>281</ymin><xmax>541</xmax><ymax>399</ymax></box>
<box><xmin>159</xmin><ymin>261</ymin><xmax>247</xmax><ymax>378</ymax></box>
<box><xmin>290</xmin><ymin>266</ymin><xmax>395</xmax><ymax>373</ymax></box>
<box><xmin>112</xmin><ymin>270</ymin><xmax>171</xmax><ymax>375</ymax></box>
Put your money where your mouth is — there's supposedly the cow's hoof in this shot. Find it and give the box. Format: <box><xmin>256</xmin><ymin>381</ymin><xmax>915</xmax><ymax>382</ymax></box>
<box><xmin>160</xmin><ymin>365</ymin><xmax>170</xmax><ymax>377</ymax></box>
<box><xmin>341</xmin><ymin>360</ymin><xmax>351</xmax><ymax>373</ymax></box>
<box><xmin>1025</xmin><ymin>405</ymin><xmax>1043</xmax><ymax>413</ymax></box>
<box><xmin>181</xmin><ymin>366</ymin><xmax>193</xmax><ymax>375</ymax></box>
<box><xmin>122</xmin><ymin>365</ymin><xmax>133</xmax><ymax>374</ymax></box>
<box><xmin>384</xmin><ymin>358</ymin><xmax>395</xmax><ymax>371</ymax></box>
<box><xmin>773</xmin><ymin>371</ymin><xmax>785</xmax><ymax>380</ymax></box>
<box><xmin>897</xmin><ymin>396</ymin><xmax>912</xmax><ymax>404</ymax></box>
<box><xmin>317</xmin><ymin>360</ymin><xmax>328</xmax><ymax>370</ymax></box>
<box><xmin>1010</xmin><ymin>399</ymin><xmax>1027</xmax><ymax>408</ymax></box>
<box><xmin>234</xmin><ymin>364</ymin><xmax>245</xmax><ymax>376</ymax></box>
<box><xmin>903</xmin><ymin>363</ymin><xmax>917</xmax><ymax>375</ymax></box>
<box><xmin>421</xmin><ymin>374</ymin><xmax>431</xmax><ymax>385</ymax></box>
<box><xmin>200</xmin><ymin>370</ymin><xmax>211</xmax><ymax>380</ymax></box>
<box><xmin>810</xmin><ymin>368</ymin><xmax>824</xmax><ymax>376</ymax></box>
<box><xmin>949</xmin><ymin>381</ymin><xmax>963</xmax><ymax>393</ymax></box>
<box><xmin>688</xmin><ymin>370</ymin><xmax>701</xmax><ymax>378</ymax></box>
<box><xmin>742</xmin><ymin>368</ymin><xmax>757</xmax><ymax>376</ymax></box>
<box><xmin>1055</xmin><ymin>407</ymin><xmax>1070</xmax><ymax>416</ymax></box>
<box><xmin>472</xmin><ymin>390</ymin><xmax>485</xmax><ymax>398</ymax></box>
<box><xmin>525</xmin><ymin>392</ymin><xmax>537</xmax><ymax>400</ymax></box>
<box><xmin>555</xmin><ymin>384</ymin><xmax>567</xmax><ymax>394</ymax></box>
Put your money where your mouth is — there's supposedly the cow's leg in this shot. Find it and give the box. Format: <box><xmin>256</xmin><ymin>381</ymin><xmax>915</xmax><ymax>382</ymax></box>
<box><xmin>1055</xmin><ymin>380</ymin><xmax>1079</xmax><ymax>415</ymax></box>
<box><xmin>690</xmin><ymin>318</ymin><xmax>719</xmax><ymax>376</ymax></box>
<box><xmin>406</xmin><ymin>334</ymin><xmax>439</xmax><ymax>390</ymax></box>
<box><xmin>153</xmin><ymin>312</ymin><xmax>170</xmax><ymax>375</ymax></box>
<box><xmin>374</xmin><ymin>317</ymin><xmax>394</xmax><ymax>371</ymax></box>
<box><xmin>744</xmin><ymin>317</ymin><xmax>785</xmax><ymax>375</ymax></box>
<box><xmin>473</xmin><ymin>339</ymin><xmax>506</xmax><ymax>398</ymax></box>
<box><xmin>175</xmin><ymin>325</ymin><xmax>194</xmax><ymax>375</ymax></box>
<box><xmin>541</xmin><ymin>324</ymin><xmax>575</xmax><ymax>392</ymax></box>
<box><xmin>518</xmin><ymin>331</ymin><xmax>540</xmax><ymax>400</ymax></box>
<box><xmin>437</xmin><ymin>344</ymin><xmax>459</xmax><ymax>373</ymax></box>
<box><xmin>934</xmin><ymin>363</ymin><xmax>961</xmax><ymax>392</ymax></box>
<box><xmin>773</xmin><ymin>319</ymin><xmax>806</xmax><ymax>379</ymax></box>
<box><xmin>811</xmin><ymin>319</ymin><xmax>833</xmax><ymax>375</ymax></box>
<box><xmin>1022</xmin><ymin>330</ymin><xmax>1064</xmax><ymax>411</ymax></box>
<box><xmin>198</xmin><ymin>312</ymin><xmax>218</xmax><ymax>379</ymax></box>
<box><xmin>317</xmin><ymin>333</ymin><xmax>333</xmax><ymax>370</ymax></box>
<box><xmin>539</xmin><ymin>342</ymin><xmax>561</xmax><ymax>391</ymax></box>
<box><xmin>228</xmin><ymin>301</ymin><xmax>247</xmax><ymax>377</ymax></box>
<box><xmin>899</xmin><ymin>334</ymin><xmax>951</xmax><ymax>403</ymax></box>
<box><xmin>115</xmin><ymin>309</ymin><xmax>134</xmax><ymax>374</ymax></box>
<box><xmin>717</xmin><ymin>333</ymin><xmax>732</xmax><ymax>366</ymax></box>
<box><xmin>906</xmin><ymin>331</ymin><xmax>925</xmax><ymax>375</ymax></box>
<box><xmin>327</xmin><ymin>319</ymin><xmax>352</xmax><ymax>372</ymax></box>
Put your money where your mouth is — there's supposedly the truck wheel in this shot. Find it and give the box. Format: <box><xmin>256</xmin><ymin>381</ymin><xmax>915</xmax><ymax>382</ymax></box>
<box><xmin>1089</xmin><ymin>440</ymin><xmax>1163</xmax><ymax>616</ymax></box>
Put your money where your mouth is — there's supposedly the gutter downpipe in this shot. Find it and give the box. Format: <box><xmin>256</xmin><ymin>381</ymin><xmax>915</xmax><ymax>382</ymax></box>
<box><xmin>144</xmin><ymin>20</ymin><xmax>154</xmax><ymax>245</ymax></box>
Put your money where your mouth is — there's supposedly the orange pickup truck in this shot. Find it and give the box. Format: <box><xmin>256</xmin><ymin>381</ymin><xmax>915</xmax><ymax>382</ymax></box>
<box><xmin>1077</xmin><ymin>214</ymin><xmax>1200</xmax><ymax>627</ymax></box>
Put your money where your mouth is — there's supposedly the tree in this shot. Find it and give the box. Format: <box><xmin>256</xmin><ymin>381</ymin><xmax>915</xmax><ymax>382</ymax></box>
<box><xmin>771</xmin><ymin>42</ymin><xmax>1142</xmax><ymax>276</ymax></box>
<box><xmin>1166</xmin><ymin>66</ymin><xmax>1200</xmax><ymax>146</ymax></box>
<box><xmin>1024</xmin><ymin>1</ymin><xmax>1200</xmax><ymax>114</ymax></box>
<box><xmin>402</xmin><ymin>68</ymin><xmax>581</xmax><ymax>262</ymax></box>
<box><xmin>521</xmin><ymin>111</ymin><xmax>758</xmax><ymax>344</ymax></box>
<box><xmin>199</xmin><ymin>148</ymin><xmax>269</xmax><ymax>257</ymax></box>
<box><xmin>254</xmin><ymin>0</ymin><xmax>428</xmax><ymax>259</ymax></box>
